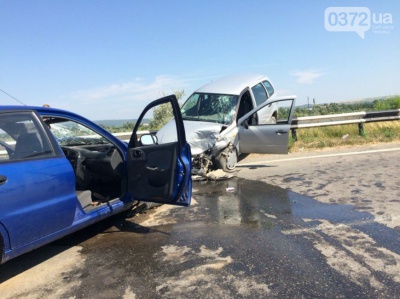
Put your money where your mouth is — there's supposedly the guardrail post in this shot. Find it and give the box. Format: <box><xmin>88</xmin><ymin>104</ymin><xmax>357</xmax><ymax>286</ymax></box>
<box><xmin>358</xmin><ymin>123</ymin><xmax>364</xmax><ymax>136</ymax></box>
<box><xmin>291</xmin><ymin>128</ymin><xmax>297</xmax><ymax>141</ymax></box>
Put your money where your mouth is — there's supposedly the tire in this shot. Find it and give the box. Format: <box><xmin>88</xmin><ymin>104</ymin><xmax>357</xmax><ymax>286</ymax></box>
<box><xmin>0</xmin><ymin>235</ymin><xmax>4</xmax><ymax>264</ymax></box>
<box><xmin>215</xmin><ymin>147</ymin><xmax>237</xmax><ymax>172</ymax></box>
<box><xmin>269</xmin><ymin>115</ymin><xmax>277</xmax><ymax>124</ymax></box>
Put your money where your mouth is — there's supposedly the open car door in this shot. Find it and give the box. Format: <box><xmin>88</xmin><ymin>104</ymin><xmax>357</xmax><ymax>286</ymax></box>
<box><xmin>237</xmin><ymin>96</ymin><xmax>296</xmax><ymax>154</ymax></box>
<box><xmin>127</xmin><ymin>95</ymin><xmax>192</xmax><ymax>206</ymax></box>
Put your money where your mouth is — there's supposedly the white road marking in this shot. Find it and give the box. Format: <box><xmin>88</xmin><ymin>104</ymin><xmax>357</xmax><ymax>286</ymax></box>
<box><xmin>237</xmin><ymin>147</ymin><xmax>400</xmax><ymax>166</ymax></box>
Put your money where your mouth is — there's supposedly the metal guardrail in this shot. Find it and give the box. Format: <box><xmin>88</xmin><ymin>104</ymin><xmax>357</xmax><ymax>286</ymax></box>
<box><xmin>290</xmin><ymin>109</ymin><xmax>400</xmax><ymax>141</ymax></box>
<box><xmin>291</xmin><ymin>109</ymin><xmax>400</xmax><ymax>128</ymax></box>
<box><xmin>111</xmin><ymin>110</ymin><xmax>400</xmax><ymax>142</ymax></box>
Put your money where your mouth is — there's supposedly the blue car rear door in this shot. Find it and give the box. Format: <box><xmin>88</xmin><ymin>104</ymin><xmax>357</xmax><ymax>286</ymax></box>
<box><xmin>0</xmin><ymin>111</ymin><xmax>76</xmax><ymax>249</ymax></box>
<box><xmin>127</xmin><ymin>95</ymin><xmax>192</xmax><ymax>206</ymax></box>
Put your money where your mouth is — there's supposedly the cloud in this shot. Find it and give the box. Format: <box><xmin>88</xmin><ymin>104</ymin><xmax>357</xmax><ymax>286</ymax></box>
<box><xmin>290</xmin><ymin>69</ymin><xmax>324</xmax><ymax>84</ymax></box>
<box><xmin>67</xmin><ymin>75</ymin><xmax>185</xmax><ymax>103</ymax></box>
<box><xmin>56</xmin><ymin>75</ymin><xmax>188</xmax><ymax>119</ymax></box>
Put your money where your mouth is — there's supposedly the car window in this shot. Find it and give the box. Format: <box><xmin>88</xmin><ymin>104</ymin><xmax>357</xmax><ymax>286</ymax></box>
<box><xmin>262</xmin><ymin>81</ymin><xmax>274</xmax><ymax>97</ymax></box>
<box><xmin>181</xmin><ymin>93</ymin><xmax>200</xmax><ymax>117</ymax></box>
<box><xmin>48</xmin><ymin>120</ymin><xmax>109</xmax><ymax>146</ymax></box>
<box><xmin>0</xmin><ymin>112</ymin><xmax>55</xmax><ymax>162</ymax></box>
<box><xmin>0</xmin><ymin>128</ymin><xmax>13</xmax><ymax>161</ymax></box>
<box><xmin>181</xmin><ymin>93</ymin><xmax>239</xmax><ymax>125</ymax></box>
<box><xmin>274</xmin><ymin>99</ymin><xmax>294</xmax><ymax>124</ymax></box>
<box><xmin>244</xmin><ymin>98</ymin><xmax>294</xmax><ymax>127</ymax></box>
<box><xmin>251</xmin><ymin>83</ymin><xmax>269</xmax><ymax>106</ymax></box>
<box><xmin>137</xmin><ymin>101</ymin><xmax>178</xmax><ymax>144</ymax></box>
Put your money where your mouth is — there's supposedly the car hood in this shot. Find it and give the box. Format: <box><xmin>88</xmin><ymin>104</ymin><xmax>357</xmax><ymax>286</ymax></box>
<box><xmin>157</xmin><ymin>120</ymin><xmax>223</xmax><ymax>155</ymax></box>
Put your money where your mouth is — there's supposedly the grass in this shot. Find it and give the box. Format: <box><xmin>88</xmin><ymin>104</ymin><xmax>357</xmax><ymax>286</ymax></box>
<box><xmin>289</xmin><ymin>121</ymin><xmax>400</xmax><ymax>152</ymax></box>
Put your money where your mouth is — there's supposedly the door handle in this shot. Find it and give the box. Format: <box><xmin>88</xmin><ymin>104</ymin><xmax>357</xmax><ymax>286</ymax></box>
<box><xmin>146</xmin><ymin>166</ymin><xmax>159</xmax><ymax>171</ymax></box>
<box><xmin>275</xmin><ymin>130</ymin><xmax>288</xmax><ymax>135</ymax></box>
<box><xmin>0</xmin><ymin>175</ymin><xmax>7</xmax><ymax>186</ymax></box>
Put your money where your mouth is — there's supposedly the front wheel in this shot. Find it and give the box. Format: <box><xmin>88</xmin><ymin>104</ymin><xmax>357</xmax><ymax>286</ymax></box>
<box><xmin>268</xmin><ymin>115</ymin><xmax>277</xmax><ymax>124</ymax></box>
<box><xmin>215</xmin><ymin>147</ymin><xmax>237</xmax><ymax>172</ymax></box>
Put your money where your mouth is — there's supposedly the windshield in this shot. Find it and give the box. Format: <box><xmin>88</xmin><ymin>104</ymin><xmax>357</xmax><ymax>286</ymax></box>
<box><xmin>48</xmin><ymin>119</ymin><xmax>109</xmax><ymax>146</ymax></box>
<box><xmin>181</xmin><ymin>93</ymin><xmax>239</xmax><ymax>125</ymax></box>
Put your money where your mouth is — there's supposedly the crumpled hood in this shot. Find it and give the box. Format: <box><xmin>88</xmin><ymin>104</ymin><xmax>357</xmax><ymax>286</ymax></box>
<box><xmin>184</xmin><ymin>121</ymin><xmax>223</xmax><ymax>155</ymax></box>
<box><xmin>157</xmin><ymin>120</ymin><xmax>223</xmax><ymax>155</ymax></box>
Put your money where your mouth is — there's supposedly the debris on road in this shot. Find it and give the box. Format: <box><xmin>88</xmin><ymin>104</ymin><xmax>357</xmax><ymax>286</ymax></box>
<box><xmin>226</xmin><ymin>187</ymin><xmax>235</xmax><ymax>192</ymax></box>
<box><xmin>193</xmin><ymin>169</ymin><xmax>238</xmax><ymax>181</ymax></box>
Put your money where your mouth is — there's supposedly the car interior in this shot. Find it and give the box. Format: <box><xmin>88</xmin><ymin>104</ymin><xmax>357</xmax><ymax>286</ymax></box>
<box><xmin>44</xmin><ymin>117</ymin><xmax>126</xmax><ymax>212</ymax></box>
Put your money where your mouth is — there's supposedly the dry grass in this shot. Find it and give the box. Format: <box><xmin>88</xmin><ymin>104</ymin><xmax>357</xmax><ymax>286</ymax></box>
<box><xmin>289</xmin><ymin>121</ymin><xmax>400</xmax><ymax>152</ymax></box>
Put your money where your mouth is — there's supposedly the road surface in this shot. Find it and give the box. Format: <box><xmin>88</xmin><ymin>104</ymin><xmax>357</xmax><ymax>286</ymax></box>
<box><xmin>1</xmin><ymin>143</ymin><xmax>399</xmax><ymax>298</ymax></box>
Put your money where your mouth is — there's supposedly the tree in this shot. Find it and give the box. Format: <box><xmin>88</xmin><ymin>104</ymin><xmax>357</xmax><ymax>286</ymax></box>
<box><xmin>148</xmin><ymin>90</ymin><xmax>186</xmax><ymax>129</ymax></box>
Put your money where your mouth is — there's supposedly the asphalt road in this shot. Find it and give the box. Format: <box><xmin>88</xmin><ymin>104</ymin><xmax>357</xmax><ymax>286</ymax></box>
<box><xmin>1</xmin><ymin>143</ymin><xmax>399</xmax><ymax>298</ymax></box>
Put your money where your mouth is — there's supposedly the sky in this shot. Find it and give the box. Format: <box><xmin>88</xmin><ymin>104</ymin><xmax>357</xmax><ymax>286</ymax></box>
<box><xmin>0</xmin><ymin>0</ymin><xmax>399</xmax><ymax>120</ymax></box>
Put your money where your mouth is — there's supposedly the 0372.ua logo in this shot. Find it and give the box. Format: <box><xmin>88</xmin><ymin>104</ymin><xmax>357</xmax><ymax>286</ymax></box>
<box><xmin>325</xmin><ymin>7</ymin><xmax>393</xmax><ymax>39</ymax></box>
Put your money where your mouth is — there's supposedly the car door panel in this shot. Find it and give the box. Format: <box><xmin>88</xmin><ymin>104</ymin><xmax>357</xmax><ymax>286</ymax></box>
<box><xmin>127</xmin><ymin>95</ymin><xmax>191</xmax><ymax>206</ymax></box>
<box><xmin>237</xmin><ymin>96</ymin><xmax>296</xmax><ymax>155</ymax></box>
<box><xmin>0</xmin><ymin>157</ymin><xmax>76</xmax><ymax>249</ymax></box>
<box><xmin>238</xmin><ymin>124</ymin><xmax>291</xmax><ymax>154</ymax></box>
<box><xmin>128</xmin><ymin>143</ymin><xmax>177</xmax><ymax>200</ymax></box>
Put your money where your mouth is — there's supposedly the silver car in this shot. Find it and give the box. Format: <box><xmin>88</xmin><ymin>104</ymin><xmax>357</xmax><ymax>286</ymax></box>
<box><xmin>157</xmin><ymin>74</ymin><xmax>296</xmax><ymax>174</ymax></box>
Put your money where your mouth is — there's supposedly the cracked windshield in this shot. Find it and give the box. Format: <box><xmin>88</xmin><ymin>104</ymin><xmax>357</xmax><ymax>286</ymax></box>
<box><xmin>182</xmin><ymin>93</ymin><xmax>239</xmax><ymax>125</ymax></box>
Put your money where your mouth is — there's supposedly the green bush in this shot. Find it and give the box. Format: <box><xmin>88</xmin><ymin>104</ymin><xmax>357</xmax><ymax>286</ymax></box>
<box><xmin>294</xmin><ymin>96</ymin><xmax>399</xmax><ymax>117</ymax></box>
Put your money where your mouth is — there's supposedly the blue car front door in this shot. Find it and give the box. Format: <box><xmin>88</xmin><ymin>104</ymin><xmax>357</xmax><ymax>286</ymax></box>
<box><xmin>127</xmin><ymin>95</ymin><xmax>192</xmax><ymax>206</ymax></box>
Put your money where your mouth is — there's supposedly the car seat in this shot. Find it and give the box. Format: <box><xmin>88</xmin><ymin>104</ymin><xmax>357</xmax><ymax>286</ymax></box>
<box><xmin>13</xmin><ymin>133</ymin><xmax>43</xmax><ymax>159</ymax></box>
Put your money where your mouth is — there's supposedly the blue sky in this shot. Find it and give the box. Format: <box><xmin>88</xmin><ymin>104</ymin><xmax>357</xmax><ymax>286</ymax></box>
<box><xmin>1</xmin><ymin>0</ymin><xmax>399</xmax><ymax>120</ymax></box>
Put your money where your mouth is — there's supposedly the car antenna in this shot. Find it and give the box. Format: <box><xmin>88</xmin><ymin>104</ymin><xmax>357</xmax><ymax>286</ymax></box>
<box><xmin>0</xmin><ymin>88</ymin><xmax>26</xmax><ymax>105</ymax></box>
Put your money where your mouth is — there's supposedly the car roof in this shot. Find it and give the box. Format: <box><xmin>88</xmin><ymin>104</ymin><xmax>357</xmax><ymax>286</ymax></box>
<box><xmin>0</xmin><ymin>105</ymin><xmax>89</xmax><ymax>122</ymax></box>
<box><xmin>0</xmin><ymin>105</ymin><xmax>47</xmax><ymax>113</ymax></box>
<box><xmin>195</xmin><ymin>74</ymin><xmax>270</xmax><ymax>95</ymax></box>
<box><xmin>0</xmin><ymin>105</ymin><xmax>74</xmax><ymax>114</ymax></box>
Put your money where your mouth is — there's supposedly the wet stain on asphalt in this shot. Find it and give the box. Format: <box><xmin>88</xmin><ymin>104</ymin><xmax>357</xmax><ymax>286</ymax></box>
<box><xmin>6</xmin><ymin>178</ymin><xmax>398</xmax><ymax>298</ymax></box>
<box><xmin>59</xmin><ymin>178</ymin><xmax>400</xmax><ymax>298</ymax></box>
<box><xmin>374</xmin><ymin>182</ymin><xmax>386</xmax><ymax>189</ymax></box>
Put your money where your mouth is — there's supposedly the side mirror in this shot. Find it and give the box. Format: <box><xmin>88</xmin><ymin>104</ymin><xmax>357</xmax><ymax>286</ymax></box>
<box><xmin>140</xmin><ymin>134</ymin><xmax>158</xmax><ymax>145</ymax></box>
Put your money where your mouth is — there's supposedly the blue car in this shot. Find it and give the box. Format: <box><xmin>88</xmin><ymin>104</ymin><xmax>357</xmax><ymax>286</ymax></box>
<box><xmin>0</xmin><ymin>95</ymin><xmax>192</xmax><ymax>264</ymax></box>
